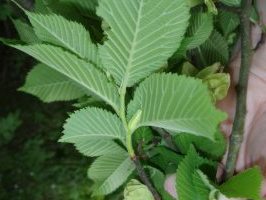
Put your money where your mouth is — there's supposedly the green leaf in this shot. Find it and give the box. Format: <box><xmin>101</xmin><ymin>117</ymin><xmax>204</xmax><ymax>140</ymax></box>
<box><xmin>174</xmin><ymin>130</ymin><xmax>226</xmax><ymax>159</ymax></box>
<box><xmin>19</xmin><ymin>63</ymin><xmax>85</xmax><ymax>102</ymax></box>
<box><xmin>88</xmin><ymin>152</ymin><xmax>135</xmax><ymax>195</ymax></box>
<box><xmin>12</xmin><ymin>19</ymin><xmax>39</xmax><ymax>44</ymax></box>
<box><xmin>9</xmin><ymin>44</ymin><xmax>120</xmax><ymax>111</ymax></box>
<box><xmin>220</xmin><ymin>0</ymin><xmax>240</xmax><ymax>7</ymax></box>
<box><xmin>218</xmin><ymin>11</ymin><xmax>240</xmax><ymax>37</ymax></box>
<box><xmin>176</xmin><ymin>146</ymin><xmax>209</xmax><ymax>200</ymax></box>
<box><xmin>133</xmin><ymin>127</ymin><xmax>153</xmax><ymax>147</ymax></box>
<box><xmin>26</xmin><ymin>12</ymin><xmax>100</xmax><ymax>66</ymax></box>
<box><xmin>199</xmin><ymin>30</ymin><xmax>229</xmax><ymax>65</ymax></box>
<box><xmin>149</xmin><ymin>146</ymin><xmax>182</xmax><ymax>173</ymax></box>
<box><xmin>218</xmin><ymin>167</ymin><xmax>263</xmax><ymax>200</ymax></box>
<box><xmin>148</xmin><ymin>167</ymin><xmax>175</xmax><ymax>200</ymax></box>
<box><xmin>182</xmin><ymin>12</ymin><xmax>213</xmax><ymax>50</ymax></box>
<box><xmin>60</xmin><ymin>107</ymin><xmax>126</xmax><ymax>156</ymax></box>
<box><xmin>124</xmin><ymin>179</ymin><xmax>154</xmax><ymax>200</ymax></box>
<box><xmin>128</xmin><ymin>73</ymin><xmax>226</xmax><ymax>139</ymax></box>
<box><xmin>74</xmin><ymin>139</ymin><xmax>124</xmax><ymax>157</ymax></box>
<box><xmin>193</xmin><ymin>171</ymin><xmax>211</xmax><ymax>199</ymax></box>
<box><xmin>98</xmin><ymin>0</ymin><xmax>190</xmax><ymax>87</ymax></box>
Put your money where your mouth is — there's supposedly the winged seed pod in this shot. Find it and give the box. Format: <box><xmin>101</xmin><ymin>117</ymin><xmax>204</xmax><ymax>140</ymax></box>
<box><xmin>124</xmin><ymin>179</ymin><xmax>154</xmax><ymax>200</ymax></box>
<box><xmin>203</xmin><ymin>73</ymin><xmax>230</xmax><ymax>102</ymax></box>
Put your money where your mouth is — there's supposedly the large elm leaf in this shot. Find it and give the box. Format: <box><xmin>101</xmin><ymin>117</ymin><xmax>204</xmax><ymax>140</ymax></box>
<box><xmin>19</xmin><ymin>63</ymin><xmax>84</xmax><ymax>102</ymax></box>
<box><xmin>26</xmin><ymin>12</ymin><xmax>100</xmax><ymax>66</ymax></box>
<box><xmin>128</xmin><ymin>73</ymin><xmax>226</xmax><ymax>139</ymax></box>
<box><xmin>88</xmin><ymin>151</ymin><xmax>135</xmax><ymax>195</ymax></box>
<box><xmin>98</xmin><ymin>0</ymin><xmax>190</xmax><ymax>87</ymax></box>
<box><xmin>60</xmin><ymin>107</ymin><xmax>126</xmax><ymax>157</ymax></box>
<box><xmin>9</xmin><ymin>44</ymin><xmax>120</xmax><ymax>111</ymax></box>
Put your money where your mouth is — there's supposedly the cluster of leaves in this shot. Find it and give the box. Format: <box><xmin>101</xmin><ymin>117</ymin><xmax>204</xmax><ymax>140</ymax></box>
<box><xmin>1</xmin><ymin>0</ymin><xmax>264</xmax><ymax>199</ymax></box>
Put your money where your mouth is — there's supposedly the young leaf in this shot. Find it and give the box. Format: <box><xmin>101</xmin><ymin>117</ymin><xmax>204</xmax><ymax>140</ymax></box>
<box><xmin>149</xmin><ymin>146</ymin><xmax>183</xmax><ymax>173</ymax></box>
<box><xmin>124</xmin><ymin>179</ymin><xmax>154</xmax><ymax>200</ymax></box>
<box><xmin>19</xmin><ymin>63</ymin><xmax>85</xmax><ymax>102</ymax></box>
<box><xmin>9</xmin><ymin>44</ymin><xmax>120</xmax><ymax>111</ymax></box>
<box><xmin>128</xmin><ymin>73</ymin><xmax>226</xmax><ymax>139</ymax></box>
<box><xmin>220</xmin><ymin>0</ymin><xmax>240</xmax><ymax>7</ymax></box>
<box><xmin>199</xmin><ymin>30</ymin><xmax>229</xmax><ymax>65</ymax></box>
<box><xmin>181</xmin><ymin>12</ymin><xmax>213</xmax><ymax>50</ymax></box>
<box><xmin>218</xmin><ymin>11</ymin><xmax>240</xmax><ymax>37</ymax></box>
<box><xmin>218</xmin><ymin>167</ymin><xmax>263</xmax><ymax>200</ymax></box>
<box><xmin>12</xmin><ymin>19</ymin><xmax>39</xmax><ymax>44</ymax></box>
<box><xmin>60</xmin><ymin>107</ymin><xmax>126</xmax><ymax>156</ymax></box>
<box><xmin>176</xmin><ymin>146</ymin><xmax>209</xmax><ymax>200</ymax></box>
<box><xmin>174</xmin><ymin>130</ymin><xmax>226</xmax><ymax>159</ymax></box>
<box><xmin>147</xmin><ymin>167</ymin><xmax>175</xmax><ymax>200</ymax></box>
<box><xmin>88</xmin><ymin>152</ymin><xmax>135</xmax><ymax>195</ymax></box>
<box><xmin>26</xmin><ymin>12</ymin><xmax>100</xmax><ymax>66</ymax></box>
<box><xmin>98</xmin><ymin>0</ymin><xmax>190</xmax><ymax>87</ymax></box>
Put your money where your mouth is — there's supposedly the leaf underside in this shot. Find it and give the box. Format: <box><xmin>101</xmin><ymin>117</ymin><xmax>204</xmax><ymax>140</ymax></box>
<box><xmin>98</xmin><ymin>0</ymin><xmax>190</xmax><ymax>87</ymax></box>
<box><xmin>128</xmin><ymin>73</ymin><xmax>226</xmax><ymax>139</ymax></box>
<box><xmin>10</xmin><ymin>44</ymin><xmax>120</xmax><ymax>111</ymax></box>
<box><xmin>20</xmin><ymin>63</ymin><xmax>85</xmax><ymax>102</ymax></box>
<box><xmin>88</xmin><ymin>151</ymin><xmax>135</xmax><ymax>195</ymax></box>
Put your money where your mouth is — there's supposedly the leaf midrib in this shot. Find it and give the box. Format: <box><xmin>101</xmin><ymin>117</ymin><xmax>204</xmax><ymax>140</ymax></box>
<box><xmin>121</xmin><ymin>0</ymin><xmax>144</xmax><ymax>88</ymax></box>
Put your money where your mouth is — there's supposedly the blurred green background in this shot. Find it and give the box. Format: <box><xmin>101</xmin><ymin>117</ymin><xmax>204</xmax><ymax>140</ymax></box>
<box><xmin>0</xmin><ymin>1</ymin><xmax>95</xmax><ymax>199</ymax></box>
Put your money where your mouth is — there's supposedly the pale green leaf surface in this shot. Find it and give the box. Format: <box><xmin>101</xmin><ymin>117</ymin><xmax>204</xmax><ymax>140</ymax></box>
<box><xmin>218</xmin><ymin>167</ymin><xmax>263</xmax><ymax>200</ymax></box>
<box><xmin>98</xmin><ymin>0</ymin><xmax>190</xmax><ymax>87</ymax></box>
<box><xmin>73</xmin><ymin>139</ymin><xmax>124</xmax><ymax>157</ymax></box>
<box><xmin>88</xmin><ymin>152</ymin><xmax>135</xmax><ymax>195</ymax></box>
<box><xmin>128</xmin><ymin>73</ymin><xmax>226</xmax><ymax>139</ymax></box>
<box><xmin>19</xmin><ymin>63</ymin><xmax>84</xmax><ymax>102</ymax></box>
<box><xmin>26</xmin><ymin>12</ymin><xmax>100</xmax><ymax>66</ymax></box>
<box><xmin>61</xmin><ymin>107</ymin><xmax>125</xmax><ymax>145</ymax></box>
<box><xmin>10</xmin><ymin>44</ymin><xmax>120</xmax><ymax>111</ymax></box>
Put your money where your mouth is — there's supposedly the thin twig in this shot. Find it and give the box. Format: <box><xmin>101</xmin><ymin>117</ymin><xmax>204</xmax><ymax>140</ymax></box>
<box><xmin>132</xmin><ymin>156</ymin><xmax>161</xmax><ymax>200</ymax></box>
<box><xmin>223</xmin><ymin>0</ymin><xmax>252</xmax><ymax>180</ymax></box>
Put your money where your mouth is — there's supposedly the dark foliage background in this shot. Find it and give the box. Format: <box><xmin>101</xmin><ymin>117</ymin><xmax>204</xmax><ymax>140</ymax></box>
<box><xmin>0</xmin><ymin>1</ymin><xmax>96</xmax><ymax>199</ymax></box>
